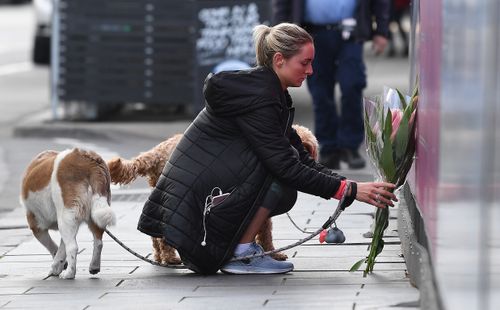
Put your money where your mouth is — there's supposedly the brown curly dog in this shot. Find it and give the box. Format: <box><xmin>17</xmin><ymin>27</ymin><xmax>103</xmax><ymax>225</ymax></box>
<box><xmin>107</xmin><ymin>124</ymin><xmax>318</xmax><ymax>265</ymax></box>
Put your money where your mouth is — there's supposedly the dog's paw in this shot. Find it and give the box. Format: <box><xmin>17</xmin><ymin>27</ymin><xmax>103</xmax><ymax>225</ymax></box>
<box><xmin>89</xmin><ymin>261</ymin><xmax>101</xmax><ymax>275</ymax></box>
<box><xmin>49</xmin><ymin>260</ymin><xmax>66</xmax><ymax>276</ymax></box>
<box><xmin>59</xmin><ymin>268</ymin><xmax>76</xmax><ymax>279</ymax></box>
<box><xmin>271</xmin><ymin>252</ymin><xmax>288</xmax><ymax>261</ymax></box>
<box><xmin>89</xmin><ymin>267</ymin><xmax>100</xmax><ymax>275</ymax></box>
<box><xmin>48</xmin><ymin>270</ymin><xmax>60</xmax><ymax>277</ymax></box>
<box><xmin>163</xmin><ymin>256</ymin><xmax>182</xmax><ymax>265</ymax></box>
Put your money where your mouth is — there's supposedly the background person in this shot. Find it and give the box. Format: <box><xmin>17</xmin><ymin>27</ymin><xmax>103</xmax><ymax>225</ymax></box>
<box><xmin>272</xmin><ymin>0</ymin><xmax>390</xmax><ymax>169</ymax></box>
<box><xmin>387</xmin><ymin>0</ymin><xmax>410</xmax><ymax>57</ymax></box>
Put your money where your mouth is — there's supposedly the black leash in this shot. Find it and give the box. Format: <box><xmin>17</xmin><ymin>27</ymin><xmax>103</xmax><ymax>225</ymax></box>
<box><xmin>105</xmin><ymin>183</ymin><xmax>351</xmax><ymax>267</ymax></box>
<box><xmin>104</xmin><ymin>228</ymin><xmax>187</xmax><ymax>269</ymax></box>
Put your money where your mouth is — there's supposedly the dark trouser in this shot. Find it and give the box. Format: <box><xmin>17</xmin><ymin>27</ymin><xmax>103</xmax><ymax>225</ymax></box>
<box><xmin>261</xmin><ymin>181</ymin><xmax>297</xmax><ymax>217</ymax></box>
<box><xmin>306</xmin><ymin>28</ymin><xmax>367</xmax><ymax>156</ymax></box>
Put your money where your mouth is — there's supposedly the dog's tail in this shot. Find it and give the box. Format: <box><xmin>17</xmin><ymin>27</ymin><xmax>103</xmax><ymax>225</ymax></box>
<box><xmin>107</xmin><ymin>157</ymin><xmax>139</xmax><ymax>185</ymax></box>
<box><xmin>91</xmin><ymin>196</ymin><xmax>116</xmax><ymax>228</ymax></box>
<box><xmin>73</xmin><ymin>148</ymin><xmax>116</xmax><ymax>229</ymax></box>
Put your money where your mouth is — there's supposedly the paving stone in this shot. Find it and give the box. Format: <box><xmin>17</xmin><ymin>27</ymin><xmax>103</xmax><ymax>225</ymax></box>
<box><xmin>282</xmin><ymin>270</ymin><xmax>411</xmax><ymax>285</ymax></box>
<box><xmin>265</xmin><ymin>297</ymin><xmax>355</xmax><ymax>308</ymax></box>
<box><xmin>1</xmin><ymin>293</ymin><xmax>94</xmax><ymax>309</ymax></box>
<box><xmin>0</xmin><ymin>287</ymin><xmax>31</xmax><ymax>294</ymax></box>
<box><xmin>118</xmin><ymin>273</ymin><xmax>287</xmax><ymax>289</ymax></box>
<box><xmin>176</xmin><ymin>296</ymin><xmax>267</xmax><ymax>309</ymax></box>
<box><xmin>291</xmin><ymin>258</ymin><xmax>406</xmax><ymax>272</ymax></box>
<box><xmin>288</xmin><ymin>245</ymin><xmax>404</xmax><ymax>262</ymax></box>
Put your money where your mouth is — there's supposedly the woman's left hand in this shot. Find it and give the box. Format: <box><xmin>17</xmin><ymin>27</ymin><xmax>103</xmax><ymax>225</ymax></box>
<box><xmin>355</xmin><ymin>182</ymin><xmax>398</xmax><ymax>209</ymax></box>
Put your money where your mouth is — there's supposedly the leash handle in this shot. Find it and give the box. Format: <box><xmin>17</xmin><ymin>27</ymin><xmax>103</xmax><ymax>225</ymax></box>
<box><xmin>322</xmin><ymin>182</ymin><xmax>351</xmax><ymax>229</ymax></box>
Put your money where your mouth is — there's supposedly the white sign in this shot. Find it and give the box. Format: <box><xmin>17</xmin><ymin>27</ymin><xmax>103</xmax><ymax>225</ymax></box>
<box><xmin>196</xmin><ymin>3</ymin><xmax>263</xmax><ymax>66</ymax></box>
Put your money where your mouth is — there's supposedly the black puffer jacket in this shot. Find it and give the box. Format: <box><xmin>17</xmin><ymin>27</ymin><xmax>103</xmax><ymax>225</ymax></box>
<box><xmin>138</xmin><ymin>67</ymin><xmax>343</xmax><ymax>274</ymax></box>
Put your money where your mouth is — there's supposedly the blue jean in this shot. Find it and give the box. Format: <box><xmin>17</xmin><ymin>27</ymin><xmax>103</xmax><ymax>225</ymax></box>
<box><xmin>306</xmin><ymin>29</ymin><xmax>367</xmax><ymax>155</ymax></box>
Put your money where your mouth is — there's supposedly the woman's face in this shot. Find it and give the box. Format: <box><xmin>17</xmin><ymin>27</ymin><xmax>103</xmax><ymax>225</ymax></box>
<box><xmin>274</xmin><ymin>42</ymin><xmax>314</xmax><ymax>89</ymax></box>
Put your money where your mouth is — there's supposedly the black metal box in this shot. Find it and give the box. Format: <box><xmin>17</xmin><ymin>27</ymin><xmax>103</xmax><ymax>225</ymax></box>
<box><xmin>56</xmin><ymin>0</ymin><xmax>271</xmax><ymax>116</ymax></box>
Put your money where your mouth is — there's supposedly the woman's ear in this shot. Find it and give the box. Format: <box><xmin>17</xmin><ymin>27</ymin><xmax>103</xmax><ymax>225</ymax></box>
<box><xmin>273</xmin><ymin>52</ymin><xmax>284</xmax><ymax>68</ymax></box>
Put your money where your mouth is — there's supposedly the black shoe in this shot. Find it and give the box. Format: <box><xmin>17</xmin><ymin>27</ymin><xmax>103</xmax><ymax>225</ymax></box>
<box><xmin>319</xmin><ymin>151</ymin><xmax>340</xmax><ymax>170</ymax></box>
<box><xmin>403</xmin><ymin>46</ymin><xmax>409</xmax><ymax>57</ymax></box>
<box><xmin>340</xmin><ymin>149</ymin><xmax>366</xmax><ymax>169</ymax></box>
<box><xmin>387</xmin><ymin>46</ymin><xmax>396</xmax><ymax>58</ymax></box>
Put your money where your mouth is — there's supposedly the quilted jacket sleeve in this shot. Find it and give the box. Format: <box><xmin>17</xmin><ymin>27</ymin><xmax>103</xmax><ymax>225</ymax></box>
<box><xmin>235</xmin><ymin>102</ymin><xmax>342</xmax><ymax>199</ymax></box>
<box><xmin>289</xmin><ymin>128</ymin><xmax>346</xmax><ymax>180</ymax></box>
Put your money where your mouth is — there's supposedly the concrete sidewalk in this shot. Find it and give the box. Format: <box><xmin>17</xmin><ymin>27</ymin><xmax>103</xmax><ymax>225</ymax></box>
<box><xmin>0</xmin><ymin>186</ymin><xmax>419</xmax><ymax>309</ymax></box>
<box><xmin>0</xmin><ymin>34</ymin><xmax>417</xmax><ymax>308</ymax></box>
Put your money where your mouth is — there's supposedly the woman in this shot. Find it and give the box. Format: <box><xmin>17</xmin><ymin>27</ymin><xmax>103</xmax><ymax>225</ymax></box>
<box><xmin>137</xmin><ymin>23</ymin><xmax>397</xmax><ymax>275</ymax></box>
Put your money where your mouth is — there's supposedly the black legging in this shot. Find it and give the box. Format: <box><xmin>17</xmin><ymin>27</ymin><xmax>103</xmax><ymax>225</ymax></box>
<box><xmin>261</xmin><ymin>181</ymin><xmax>297</xmax><ymax>217</ymax></box>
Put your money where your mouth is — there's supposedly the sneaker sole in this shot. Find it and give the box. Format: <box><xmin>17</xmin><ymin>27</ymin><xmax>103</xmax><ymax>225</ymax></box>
<box><xmin>220</xmin><ymin>267</ymin><xmax>293</xmax><ymax>275</ymax></box>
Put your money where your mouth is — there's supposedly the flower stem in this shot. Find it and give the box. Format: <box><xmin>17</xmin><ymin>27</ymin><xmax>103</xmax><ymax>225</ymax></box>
<box><xmin>363</xmin><ymin>190</ymin><xmax>393</xmax><ymax>276</ymax></box>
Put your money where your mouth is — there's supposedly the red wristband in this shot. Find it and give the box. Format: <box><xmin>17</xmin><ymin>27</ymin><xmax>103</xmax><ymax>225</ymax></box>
<box><xmin>333</xmin><ymin>180</ymin><xmax>347</xmax><ymax>200</ymax></box>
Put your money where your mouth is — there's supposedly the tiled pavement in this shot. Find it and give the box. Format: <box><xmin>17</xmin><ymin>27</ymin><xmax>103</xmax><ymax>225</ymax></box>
<box><xmin>0</xmin><ymin>188</ymin><xmax>419</xmax><ymax>310</ymax></box>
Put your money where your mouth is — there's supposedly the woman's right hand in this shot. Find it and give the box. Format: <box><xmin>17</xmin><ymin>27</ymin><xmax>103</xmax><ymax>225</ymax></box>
<box><xmin>354</xmin><ymin>182</ymin><xmax>398</xmax><ymax>209</ymax></box>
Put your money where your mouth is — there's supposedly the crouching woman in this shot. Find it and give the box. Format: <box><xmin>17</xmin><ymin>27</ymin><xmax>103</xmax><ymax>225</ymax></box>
<box><xmin>137</xmin><ymin>23</ymin><xmax>397</xmax><ymax>275</ymax></box>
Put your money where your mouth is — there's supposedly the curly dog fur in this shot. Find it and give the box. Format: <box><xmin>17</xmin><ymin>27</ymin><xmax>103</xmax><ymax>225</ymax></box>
<box><xmin>107</xmin><ymin>125</ymin><xmax>318</xmax><ymax>265</ymax></box>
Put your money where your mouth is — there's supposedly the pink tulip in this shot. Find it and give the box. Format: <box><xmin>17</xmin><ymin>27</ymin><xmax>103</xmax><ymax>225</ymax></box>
<box><xmin>390</xmin><ymin>109</ymin><xmax>403</xmax><ymax>141</ymax></box>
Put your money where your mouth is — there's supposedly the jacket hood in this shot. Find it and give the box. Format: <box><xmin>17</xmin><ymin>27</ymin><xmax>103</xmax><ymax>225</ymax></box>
<box><xmin>203</xmin><ymin>66</ymin><xmax>285</xmax><ymax>116</ymax></box>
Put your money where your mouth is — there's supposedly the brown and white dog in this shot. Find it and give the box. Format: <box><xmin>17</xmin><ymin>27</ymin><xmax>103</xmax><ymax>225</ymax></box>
<box><xmin>107</xmin><ymin>124</ymin><xmax>319</xmax><ymax>266</ymax></box>
<box><xmin>20</xmin><ymin>148</ymin><xmax>116</xmax><ymax>279</ymax></box>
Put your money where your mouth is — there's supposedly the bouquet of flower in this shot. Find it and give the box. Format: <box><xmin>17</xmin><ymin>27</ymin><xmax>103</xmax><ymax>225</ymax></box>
<box><xmin>350</xmin><ymin>86</ymin><xmax>418</xmax><ymax>276</ymax></box>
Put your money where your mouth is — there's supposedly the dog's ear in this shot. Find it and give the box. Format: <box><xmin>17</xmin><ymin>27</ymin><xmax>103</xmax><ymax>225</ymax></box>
<box><xmin>302</xmin><ymin>141</ymin><xmax>319</xmax><ymax>161</ymax></box>
<box><xmin>293</xmin><ymin>124</ymin><xmax>319</xmax><ymax>161</ymax></box>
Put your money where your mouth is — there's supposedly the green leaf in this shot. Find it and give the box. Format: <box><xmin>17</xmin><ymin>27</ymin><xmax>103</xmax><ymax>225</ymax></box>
<box><xmin>375</xmin><ymin>239</ymin><xmax>385</xmax><ymax>257</ymax></box>
<box><xmin>392</xmin><ymin>98</ymin><xmax>416</xmax><ymax>168</ymax></box>
<box><xmin>383</xmin><ymin>215</ymin><xmax>390</xmax><ymax>230</ymax></box>
<box><xmin>350</xmin><ymin>258</ymin><xmax>366</xmax><ymax>272</ymax></box>
<box><xmin>405</xmin><ymin>97</ymin><xmax>416</xmax><ymax>116</ymax></box>
<box><xmin>395</xmin><ymin>117</ymin><xmax>417</xmax><ymax>187</ymax></box>
<box><xmin>410</xmin><ymin>95</ymin><xmax>418</xmax><ymax>112</ymax></box>
<box><xmin>411</xmin><ymin>83</ymin><xmax>419</xmax><ymax>98</ymax></box>
<box><xmin>380</xmin><ymin>140</ymin><xmax>396</xmax><ymax>181</ymax></box>
<box><xmin>396</xmin><ymin>88</ymin><xmax>407</xmax><ymax>110</ymax></box>
<box><xmin>379</xmin><ymin>110</ymin><xmax>396</xmax><ymax>181</ymax></box>
<box><xmin>383</xmin><ymin>109</ymin><xmax>393</xmax><ymax>143</ymax></box>
<box><xmin>394</xmin><ymin>110</ymin><xmax>410</xmax><ymax>162</ymax></box>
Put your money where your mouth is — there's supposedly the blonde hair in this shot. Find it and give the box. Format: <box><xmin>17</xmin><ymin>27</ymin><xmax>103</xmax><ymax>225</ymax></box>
<box><xmin>253</xmin><ymin>23</ymin><xmax>313</xmax><ymax>68</ymax></box>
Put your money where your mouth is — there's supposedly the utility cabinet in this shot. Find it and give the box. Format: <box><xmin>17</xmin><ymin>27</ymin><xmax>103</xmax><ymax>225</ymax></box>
<box><xmin>54</xmin><ymin>0</ymin><xmax>271</xmax><ymax>119</ymax></box>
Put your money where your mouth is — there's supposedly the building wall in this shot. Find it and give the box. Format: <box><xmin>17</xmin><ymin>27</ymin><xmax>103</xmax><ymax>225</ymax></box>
<box><xmin>409</xmin><ymin>0</ymin><xmax>499</xmax><ymax>309</ymax></box>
